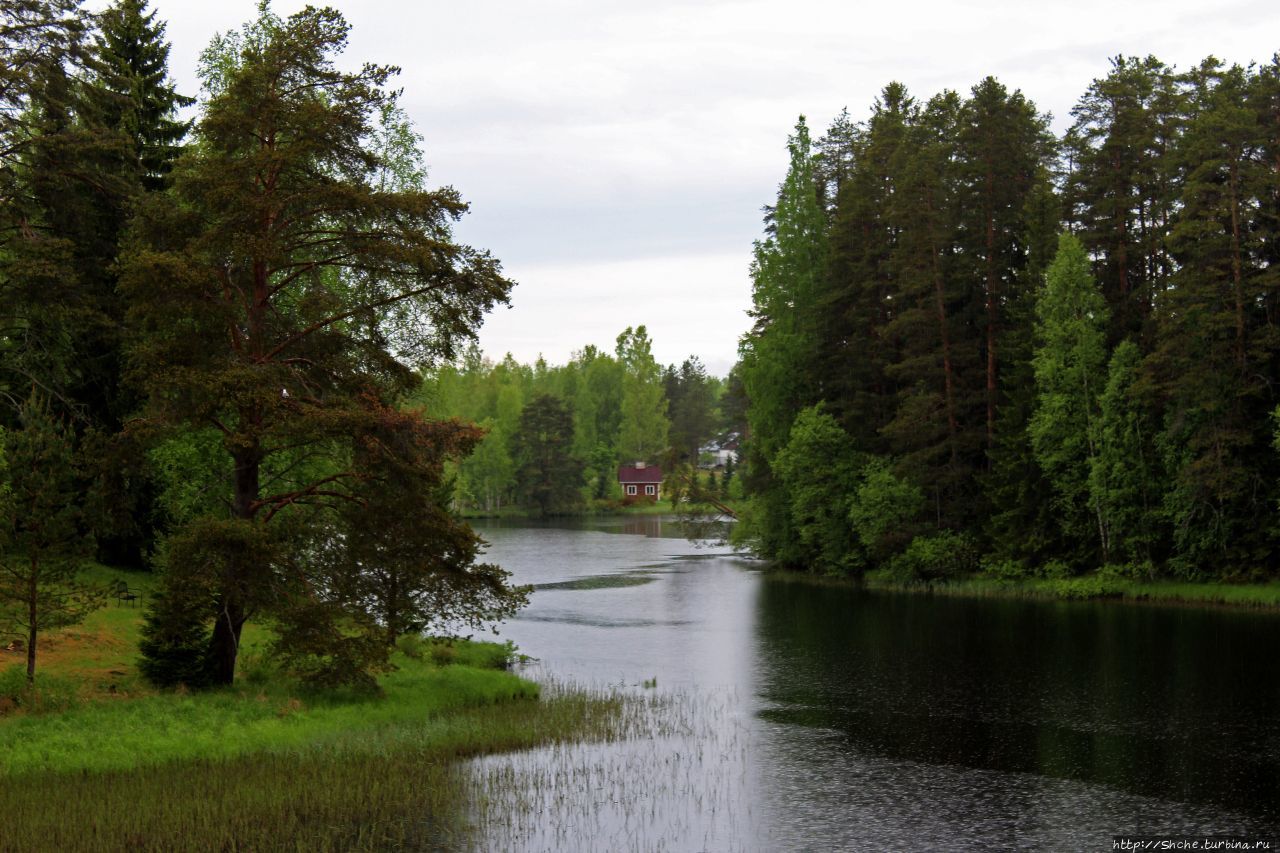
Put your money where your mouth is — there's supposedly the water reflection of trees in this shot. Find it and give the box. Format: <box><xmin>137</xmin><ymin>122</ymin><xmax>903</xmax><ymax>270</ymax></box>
<box><xmin>754</xmin><ymin>582</ymin><xmax>1280</xmax><ymax>823</ymax></box>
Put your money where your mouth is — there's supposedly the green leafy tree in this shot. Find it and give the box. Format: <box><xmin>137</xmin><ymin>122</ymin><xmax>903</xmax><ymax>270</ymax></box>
<box><xmin>739</xmin><ymin>117</ymin><xmax>827</xmax><ymax>565</ymax></box>
<box><xmin>1090</xmin><ymin>340</ymin><xmax>1161</xmax><ymax>565</ymax></box>
<box><xmin>1029</xmin><ymin>233</ymin><xmax>1111</xmax><ymax>564</ymax></box>
<box><xmin>120</xmin><ymin>6</ymin><xmax>515</xmax><ymax>684</ymax></box>
<box><xmin>462</xmin><ymin>417</ymin><xmax>516</xmax><ymax>512</ymax></box>
<box><xmin>771</xmin><ymin>405</ymin><xmax>864</xmax><ymax>576</ymax></box>
<box><xmin>982</xmin><ymin>169</ymin><xmax>1068</xmax><ymax>566</ymax></box>
<box><xmin>0</xmin><ymin>396</ymin><xmax>104</xmax><ymax>682</ymax></box>
<box><xmin>615</xmin><ymin>326</ymin><xmax>669</xmax><ymax>464</ymax></box>
<box><xmin>511</xmin><ymin>394</ymin><xmax>584</xmax><ymax>516</ymax></box>
<box><xmin>848</xmin><ymin>457</ymin><xmax>924</xmax><ymax>562</ymax></box>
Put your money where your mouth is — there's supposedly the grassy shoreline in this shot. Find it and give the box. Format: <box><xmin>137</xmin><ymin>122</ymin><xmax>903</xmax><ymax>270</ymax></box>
<box><xmin>766</xmin><ymin>567</ymin><xmax>1280</xmax><ymax>611</ymax></box>
<box><xmin>461</xmin><ymin>501</ymin><xmax>678</xmax><ymax>520</ymax></box>
<box><xmin>0</xmin><ymin>678</ymin><xmax>628</xmax><ymax>851</ymax></box>
<box><xmin>0</xmin><ymin>567</ymin><xmax>626</xmax><ymax>851</ymax></box>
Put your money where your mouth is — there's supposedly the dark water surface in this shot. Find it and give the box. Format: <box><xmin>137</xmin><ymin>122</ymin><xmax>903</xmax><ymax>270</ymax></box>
<box><xmin>464</xmin><ymin>517</ymin><xmax>1280</xmax><ymax>851</ymax></box>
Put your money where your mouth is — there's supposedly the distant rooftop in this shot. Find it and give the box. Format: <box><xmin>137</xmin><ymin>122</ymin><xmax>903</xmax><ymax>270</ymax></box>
<box><xmin>617</xmin><ymin>463</ymin><xmax>662</xmax><ymax>483</ymax></box>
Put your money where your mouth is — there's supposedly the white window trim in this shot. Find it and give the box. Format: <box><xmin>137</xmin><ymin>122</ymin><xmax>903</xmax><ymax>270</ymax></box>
<box><xmin>626</xmin><ymin>484</ymin><xmax>637</xmax><ymax>495</ymax></box>
<box><xmin>644</xmin><ymin>484</ymin><xmax>656</xmax><ymax>495</ymax></box>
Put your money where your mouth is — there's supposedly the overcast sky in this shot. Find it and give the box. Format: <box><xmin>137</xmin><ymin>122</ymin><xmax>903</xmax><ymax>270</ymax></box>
<box><xmin>137</xmin><ymin>0</ymin><xmax>1278</xmax><ymax>375</ymax></box>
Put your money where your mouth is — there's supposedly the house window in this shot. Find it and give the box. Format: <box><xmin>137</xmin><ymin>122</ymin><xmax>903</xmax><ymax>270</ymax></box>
<box><xmin>626</xmin><ymin>485</ymin><xmax>637</xmax><ymax>496</ymax></box>
<box><xmin>645</xmin><ymin>484</ymin><xmax>656</xmax><ymax>496</ymax></box>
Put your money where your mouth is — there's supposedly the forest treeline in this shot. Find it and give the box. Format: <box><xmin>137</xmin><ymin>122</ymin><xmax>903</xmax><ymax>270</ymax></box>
<box><xmin>737</xmin><ymin>56</ymin><xmax>1280</xmax><ymax>583</ymax></box>
<box><xmin>416</xmin><ymin>334</ymin><xmax>745</xmax><ymax>514</ymax></box>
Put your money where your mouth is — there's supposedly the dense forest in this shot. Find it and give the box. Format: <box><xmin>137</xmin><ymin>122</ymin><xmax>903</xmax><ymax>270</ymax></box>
<box><xmin>416</xmin><ymin>334</ymin><xmax>742</xmax><ymax>514</ymax></box>
<box><xmin>737</xmin><ymin>56</ymin><xmax>1280</xmax><ymax>584</ymax></box>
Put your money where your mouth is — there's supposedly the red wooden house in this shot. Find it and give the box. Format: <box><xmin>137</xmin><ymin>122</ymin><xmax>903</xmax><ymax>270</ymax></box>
<box><xmin>617</xmin><ymin>461</ymin><xmax>662</xmax><ymax>502</ymax></box>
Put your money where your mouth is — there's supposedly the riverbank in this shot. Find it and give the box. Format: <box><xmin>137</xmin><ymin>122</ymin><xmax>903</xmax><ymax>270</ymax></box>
<box><xmin>462</xmin><ymin>501</ymin><xmax>678</xmax><ymax>520</ymax></box>
<box><xmin>766</xmin><ymin>567</ymin><xmax>1280</xmax><ymax>610</ymax></box>
<box><xmin>0</xmin><ymin>566</ymin><xmax>625</xmax><ymax>851</ymax></box>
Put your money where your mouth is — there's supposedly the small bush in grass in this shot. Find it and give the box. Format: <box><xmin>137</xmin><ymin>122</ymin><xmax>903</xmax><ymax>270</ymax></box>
<box><xmin>429</xmin><ymin>641</ymin><xmax>457</xmax><ymax>666</ymax></box>
<box><xmin>395</xmin><ymin>633</ymin><xmax>426</xmax><ymax>660</ymax></box>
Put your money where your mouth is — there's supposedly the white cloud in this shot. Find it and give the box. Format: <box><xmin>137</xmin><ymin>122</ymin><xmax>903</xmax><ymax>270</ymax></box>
<box><xmin>478</xmin><ymin>253</ymin><xmax>752</xmax><ymax>377</ymax></box>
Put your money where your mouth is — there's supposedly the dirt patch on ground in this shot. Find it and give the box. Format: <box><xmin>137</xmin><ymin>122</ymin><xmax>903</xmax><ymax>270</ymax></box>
<box><xmin>3</xmin><ymin>616</ymin><xmax>135</xmax><ymax>680</ymax></box>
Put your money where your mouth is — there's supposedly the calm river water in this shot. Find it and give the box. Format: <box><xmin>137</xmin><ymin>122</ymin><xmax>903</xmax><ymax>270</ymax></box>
<box><xmin>463</xmin><ymin>517</ymin><xmax>1279</xmax><ymax>851</ymax></box>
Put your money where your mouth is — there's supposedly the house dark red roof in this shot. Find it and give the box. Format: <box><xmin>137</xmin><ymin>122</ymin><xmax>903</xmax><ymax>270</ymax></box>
<box><xmin>617</xmin><ymin>464</ymin><xmax>662</xmax><ymax>484</ymax></box>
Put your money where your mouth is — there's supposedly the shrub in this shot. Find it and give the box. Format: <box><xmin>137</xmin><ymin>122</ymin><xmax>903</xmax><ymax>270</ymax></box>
<box><xmin>428</xmin><ymin>641</ymin><xmax>456</xmax><ymax>667</ymax></box>
<box><xmin>237</xmin><ymin>650</ymin><xmax>279</xmax><ymax>686</ymax></box>
<box><xmin>981</xmin><ymin>558</ymin><xmax>1030</xmax><ymax>581</ymax></box>
<box><xmin>1036</xmin><ymin>559</ymin><xmax>1073</xmax><ymax>580</ymax></box>
<box><xmin>395</xmin><ymin>633</ymin><xmax>426</xmax><ymax>660</ymax></box>
<box><xmin>1100</xmin><ymin>560</ymin><xmax>1157</xmax><ymax>582</ymax></box>
<box><xmin>889</xmin><ymin>531</ymin><xmax>979</xmax><ymax>584</ymax></box>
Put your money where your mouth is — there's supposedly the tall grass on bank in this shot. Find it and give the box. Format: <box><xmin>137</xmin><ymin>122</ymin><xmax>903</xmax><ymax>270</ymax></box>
<box><xmin>859</xmin><ymin>572</ymin><xmax>1280</xmax><ymax>608</ymax></box>
<box><xmin>1</xmin><ymin>687</ymin><xmax>631</xmax><ymax>852</ymax></box>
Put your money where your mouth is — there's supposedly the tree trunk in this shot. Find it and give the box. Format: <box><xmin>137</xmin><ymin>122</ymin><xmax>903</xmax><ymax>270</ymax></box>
<box><xmin>26</xmin><ymin>564</ymin><xmax>37</xmax><ymax>683</ymax></box>
<box><xmin>984</xmin><ymin>181</ymin><xmax>998</xmax><ymax>458</ymax></box>
<box><xmin>1227</xmin><ymin>160</ymin><xmax>1246</xmax><ymax>372</ymax></box>
<box><xmin>208</xmin><ymin>597</ymin><xmax>245</xmax><ymax>685</ymax></box>
<box><xmin>927</xmin><ymin>201</ymin><xmax>958</xmax><ymax>463</ymax></box>
<box><xmin>206</xmin><ymin>442</ymin><xmax>261</xmax><ymax>685</ymax></box>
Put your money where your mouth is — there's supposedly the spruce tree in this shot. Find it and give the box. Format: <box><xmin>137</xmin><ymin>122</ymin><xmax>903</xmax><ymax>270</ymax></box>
<box><xmin>666</xmin><ymin>357</ymin><xmax>715</xmax><ymax>465</ymax></box>
<box><xmin>82</xmin><ymin>0</ymin><xmax>192</xmax><ymax>191</ymax></box>
<box><xmin>511</xmin><ymin>395</ymin><xmax>584</xmax><ymax>516</ymax></box>
<box><xmin>0</xmin><ymin>1</ymin><xmax>92</xmax><ymax>419</ymax></box>
<box><xmin>880</xmin><ymin>89</ymin><xmax>980</xmax><ymax>529</ymax></box>
<box><xmin>817</xmin><ymin>94</ymin><xmax>901</xmax><ymax>448</ymax></box>
<box><xmin>0</xmin><ymin>395</ymin><xmax>103</xmax><ymax>682</ymax></box>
